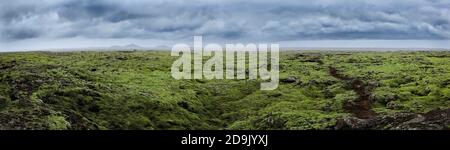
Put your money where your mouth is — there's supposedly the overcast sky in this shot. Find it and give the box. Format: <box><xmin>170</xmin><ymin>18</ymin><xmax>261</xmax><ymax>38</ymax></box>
<box><xmin>1</xmin><ymin>0</ymin><xmax>450</xmax><ymax>50</ymax></box>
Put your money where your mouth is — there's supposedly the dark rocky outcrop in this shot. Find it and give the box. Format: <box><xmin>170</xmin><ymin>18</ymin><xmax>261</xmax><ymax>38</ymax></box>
<box><xmin>335</xmin><ymin>108</ymin><xmax>450</xmax><ymax>130</ymax></box>
<box><xmin>281</xmin><ymin>76</ymin><xmax>299</xmax><ymax>83</ymax></box>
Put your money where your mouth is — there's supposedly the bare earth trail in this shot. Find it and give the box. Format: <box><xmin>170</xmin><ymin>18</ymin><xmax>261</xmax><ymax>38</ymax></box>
<box><xmin>328</xmin><ymin>66</ymin><xmax>449</xmax><ymax>129</ymax></box>
<box><xmin>328</xmin><ymin>66</ymin><xmax>377</xmax><ymax>119</ymax></box>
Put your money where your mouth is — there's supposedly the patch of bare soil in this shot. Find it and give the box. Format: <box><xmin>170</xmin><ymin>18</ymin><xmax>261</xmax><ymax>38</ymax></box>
<box><xmin>329</xmin><ymin>66</ymin><xmax>376</xmax><ymax>119</ymax></box>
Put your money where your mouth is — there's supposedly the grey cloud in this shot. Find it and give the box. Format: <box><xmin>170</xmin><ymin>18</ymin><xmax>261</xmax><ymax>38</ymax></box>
<box><xmin>1</xmin><ymin>0</ymin><xmax>450</xmax><ymax>42</ymax></box>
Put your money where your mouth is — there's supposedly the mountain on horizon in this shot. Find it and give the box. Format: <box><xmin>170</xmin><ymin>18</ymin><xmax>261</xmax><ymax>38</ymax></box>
<box><xmin>110</xmin><ymin>44</ymin><xmax>144</xmax><ymax>50</ymax></box>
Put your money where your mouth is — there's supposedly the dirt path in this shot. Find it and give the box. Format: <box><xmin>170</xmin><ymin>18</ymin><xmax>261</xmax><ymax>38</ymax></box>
<box><xmin>329</xmin><ymin>66</ymin><xmax>376</xmax><ymax>119</ymax></box>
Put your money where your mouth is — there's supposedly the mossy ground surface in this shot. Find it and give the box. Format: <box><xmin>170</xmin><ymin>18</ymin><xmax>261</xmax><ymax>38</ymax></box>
<box><xmin>0</xmin><ymin>51</ymin><xmax>449</xmax><ymax>130</ymax></box>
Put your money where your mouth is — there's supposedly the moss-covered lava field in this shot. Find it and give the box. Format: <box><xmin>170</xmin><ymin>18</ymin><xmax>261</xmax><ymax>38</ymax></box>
<box><xmin>0</xmin><ymin>51</ymin><xmax>449</xmax><ymax>130</ymax></box>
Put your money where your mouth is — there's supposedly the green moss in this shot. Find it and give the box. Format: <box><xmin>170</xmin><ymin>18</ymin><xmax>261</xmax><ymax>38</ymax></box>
<box><xmin>0</xmin><ymin>51</ymin><xmax>448</xmax><ymax>130</ymax></box>
<box><xmin>47</xmin><ymin>115</ymin><xmax>70</xmax><ymax>130</ymax></box>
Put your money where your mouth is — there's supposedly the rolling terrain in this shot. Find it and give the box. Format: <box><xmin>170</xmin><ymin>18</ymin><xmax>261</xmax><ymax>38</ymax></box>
<box><xmin>0</xmin><ymin>51</ymin><xmax>449</xmax><ymax>130</ymax></box>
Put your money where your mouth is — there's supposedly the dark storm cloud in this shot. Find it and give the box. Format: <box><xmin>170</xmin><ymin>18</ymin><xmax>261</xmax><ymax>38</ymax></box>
<box><xmin>1</xmin><ymin>0</ymin><xmax>450</xmax><ymax>42</ymax></box>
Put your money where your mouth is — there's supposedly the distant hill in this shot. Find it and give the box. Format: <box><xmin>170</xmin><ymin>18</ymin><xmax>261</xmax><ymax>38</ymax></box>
<box><xmin>109</xmin><ymin>44</ymin><xmax>144</xmax><ymax>50</ymax></box>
